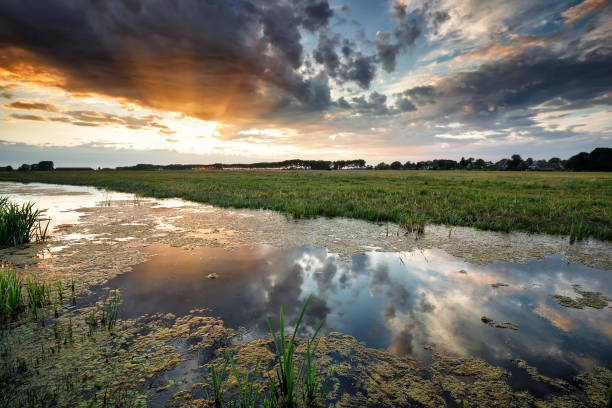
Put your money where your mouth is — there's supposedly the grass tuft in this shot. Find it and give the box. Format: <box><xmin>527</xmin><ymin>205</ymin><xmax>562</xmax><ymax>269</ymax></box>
<box><xmin>227</xmin><ymin>352</ymin><xmax>262</xmax><ymax>408</ymax></box>
<box><xmin>0</xmin><ymin>197</ymin><xmax>49</xmax><ymax>248</ymax></box>
<box><xmin>0</xmin><ymin>267</ymin><xmax>23</xmax><ymax>321</ymax></box>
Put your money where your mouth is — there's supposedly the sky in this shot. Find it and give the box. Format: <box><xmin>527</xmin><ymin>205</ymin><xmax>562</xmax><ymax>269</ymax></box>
<box><xmin>0</xmin><ymin>0</ymin><xmax>611</xmax><ymax>167</ymax></box>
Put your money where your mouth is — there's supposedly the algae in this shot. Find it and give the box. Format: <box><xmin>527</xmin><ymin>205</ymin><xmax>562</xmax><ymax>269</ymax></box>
<box><xmin>550</xmin><ymin>284</ymin><xmax>611</xmax><ymax>309</ymax></box>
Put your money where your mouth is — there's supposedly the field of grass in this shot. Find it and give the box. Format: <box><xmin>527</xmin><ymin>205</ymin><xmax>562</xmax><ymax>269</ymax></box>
<box><xmin>0</xmin><ymin>170</ymin><xmax>611</xmax><ymax>241</ymax></box>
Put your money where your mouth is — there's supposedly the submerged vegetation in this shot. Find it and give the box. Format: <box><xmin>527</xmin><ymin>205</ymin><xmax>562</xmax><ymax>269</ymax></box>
<box><xmin>0</xmin><ymin>197</ymin><xmax>49</xmax><ymax>248</ymax></box>
<box><xmin>1</xmin><ymin>170</ymin><xmax>611</xmax><ymax>241</ymax></box>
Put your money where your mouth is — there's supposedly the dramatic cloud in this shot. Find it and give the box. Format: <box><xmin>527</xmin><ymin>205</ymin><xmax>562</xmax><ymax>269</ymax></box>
<box><xmin>399</xmin><ymin>45</ymin><xmax>612</xmax><ymax>124</ymax></box>
<box><xmin>0</xmin><ymin>0</ymin><xmax>611</xmax><ymax>164</ymax></box>
<box><xmin>0</xmin><ymin>0</ymin><xmax>337</xmax><ymax>122</ymax></box>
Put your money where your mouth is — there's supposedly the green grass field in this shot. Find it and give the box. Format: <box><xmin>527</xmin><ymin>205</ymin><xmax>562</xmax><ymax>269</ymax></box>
<box><xmin>1</xmin><ymin>170</ymin><xmax>611</xmax><ymax>241</ymax></box>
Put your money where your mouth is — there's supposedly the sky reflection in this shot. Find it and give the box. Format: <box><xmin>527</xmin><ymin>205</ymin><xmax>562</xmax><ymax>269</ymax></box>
<box><xmin>109</xmin><ymin>243</ymin><xmax>612</xmax><ymax>382</ymax></box>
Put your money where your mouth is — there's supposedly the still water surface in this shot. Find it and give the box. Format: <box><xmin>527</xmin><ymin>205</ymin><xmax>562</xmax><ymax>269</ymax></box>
<box><xmin>109</xmin><ymin>243</ymin><xmax>612</xmax><ymax>388</ymax></box>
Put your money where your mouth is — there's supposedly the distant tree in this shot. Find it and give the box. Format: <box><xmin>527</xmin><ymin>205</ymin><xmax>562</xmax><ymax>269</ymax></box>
<box><xmin>475</xmin><ymin>159</ymin><xmax>485</xmax><ymax>169</ymax></box>
<box><xmin>459</xmin><ymin>157</ymin><xmax>468</xmax><ymax>168</ymax></box>
<box><xmin>403</xmin><ymin>161</ymin><xmax>415</xmax><ymax>170</ymax></box>
<box><xmin>18</xmin><ymin>164</ymin><xmax>31</xmax><ymax>171</ymax></box>
<box><xmin>432</xmin><ymin>159</ymin><xmax>457</xmax><ymax>170</ymax></box>
<box><xmin>390</xmin><ymin>161</ymin><xmax>403</xmax><ymax>170</ymax></box>
<box><xmin>0</xmin><ymin>165</ymin><xmax>13</xmax><ymax>172</ymax></box>
<box><xmin>549</xmin><ymin>157</ymin><xmax>561</xmax><ymax>165</ymax></box>
<box><xmin>375</xmin><ymin>162</ymin><xmax>390</xmax><ymax>170</ymax></box>
<box><xmin>588</xmin><ymin>147</ymin><xmax>612</xmax><ymax>171</ymax></box>
<box><xmin>565</xmin><ymin>152</ymin><xmax>590</xmax><ymax>171</ymax></box>
<box><xmin>508</xmin><ymin>154</ymin><xmax>523</xmax><ymax>170</ymax></box>
<box><xmin>37</xmin><ymin>161</ymin><xmax>54</xmax><ymax>171</ymax></box>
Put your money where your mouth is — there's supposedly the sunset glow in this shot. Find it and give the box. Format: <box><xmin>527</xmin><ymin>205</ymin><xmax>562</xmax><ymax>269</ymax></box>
<box><xmin>1</xmin><ymin>0</ymin><xmax>611</xmax><ymax>166</ymax></box>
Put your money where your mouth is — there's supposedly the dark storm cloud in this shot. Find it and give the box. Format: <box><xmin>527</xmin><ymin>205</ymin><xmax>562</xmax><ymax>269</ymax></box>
<box><xmin>352</xmin><ymin>92</ymin><xmax>390</xmax><ymax>115</ymax></box>
<box><xmin>314</xmin><ymin>33</ymin><xmax>341</xmax><ymax>73</ymax></box>
<box><xmin>374</xmin><ymin>1</ymin><xmax>423</xmax><ymax>73</ymax></box>
<box><xmin>400</xmin><ymin>44</ymin><xmax>612</xmax><ymax>127</ymax></box>
<box><xmin>337</xmin><ymin>54</ymin><xmax>377</xmax><ymax>89</ymax></box>
<box><xmin>301</xmin><ymin>0</ymin><xmax>334</xmax><ymax>32</ymax></box>
<box><xmin>403</xmin><ymin>86</ymin><xmax>436</xmax><ymax>106</ymax></box>
<box><xmin>395</xmin><ymin>96</ymin><xmax>417</xmax><ymax>112</ymax></box>
<box><xmin>0</xmin><ymin>0</ymin><xmax>337</xmax><ymax>120</ymax></box>
<box><xmin>430</xmin><ymin>10</ymin><xmax>450</xmax><ymax>30</ymax></box>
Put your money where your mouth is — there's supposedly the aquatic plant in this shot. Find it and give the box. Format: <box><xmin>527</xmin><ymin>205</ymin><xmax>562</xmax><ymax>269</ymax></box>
<box><xmin>209</xmin><ymin>358</ymin><xmax>229</xmax><ymax>408</ymax></box>
<box><xmin>85</xmin><ymin>311</ymin><xmax>97</xmax><ymax>336</ymax></box>
<box><xmin>0</xmin><ymin>197</ymin><xmax>49</xmax><ymax>247</ymax></box>
<box><xmin>100</xmin><ymin>291</ymin><xmax>121</xmax><ymax>331</ymax></box>
<box><xmin>227</xmin><ymin>351</ymin><xmax>262</xmax><ymax>408</ymax></box>
<box><xmin>299</xmin><ymin>333</ymin><xmax>326</xmax><ymax>408</ymax></box>
<box><xmin>55</xmin><ymin>279</ymin><xmax>63</xmax><ymax>302</ymax></box>
<box><xmin>0</xmin><ymin>267</ymin><xmax>23</xmax><ymax>320</ymax></box>
<box><xmin>265</xmin><ymin>294</ymin><xmax>325</xmax><ymax>408</ymax></box>
<box><xmin>25</xmin><ymin>274</ymin><xmax>50</xmax><ymax>320</ymax></box>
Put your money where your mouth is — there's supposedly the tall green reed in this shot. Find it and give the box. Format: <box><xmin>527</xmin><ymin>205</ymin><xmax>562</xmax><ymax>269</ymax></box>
<box><xmin>0</xmin><ymin>197</ymin><xmax>49</xmax><ymax>247</ymax></box>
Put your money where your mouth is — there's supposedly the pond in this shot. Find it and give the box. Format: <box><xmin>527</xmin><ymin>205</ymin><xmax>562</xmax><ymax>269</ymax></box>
<box><xmin>108</xmin><ymin>243</ymin><xmax>611</xmax><ymax>397</ymax></box>
<box><xmin>1</xmin><ymin>181</ymin><xmax>611</xmax><ymax>407</ymax></box>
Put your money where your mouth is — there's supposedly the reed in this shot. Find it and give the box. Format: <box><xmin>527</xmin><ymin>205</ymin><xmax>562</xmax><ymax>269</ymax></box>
<box><xmin>100</xmin><ymin>291</ymin><xmax>121</xmax><ymax>331</ymax></box>
<box><xmin>0</xmin><ymin>267</ymin><xmax>23</xmax><ymax>320</ymax></box>
<box><xmin>0</xmin><ymin>197</ymin><xmax>49</xmax><ymax>247</ymax></box>
<box><xmin>24</xmin><ymin>274</ymin><xmax>50</xmax><ymax>320</ymax></box>
<box><xmin>209</xmin><ymin>358</ymin><xmax>229</xmax><ymax>408</ymax></box>
<box><xmin>265</xmin><ymin>294</ymin><xmax>325</xmax><ymax>408</ymax></box>
<box><xmin>227</xmin><ymin>352</ymin><xmax>262</xmax><ymax>408</ymax></box>
<box><xmin>299</xmin><ymin>333</ymin><xmax>325</xmax><ymax>407</ymax></box>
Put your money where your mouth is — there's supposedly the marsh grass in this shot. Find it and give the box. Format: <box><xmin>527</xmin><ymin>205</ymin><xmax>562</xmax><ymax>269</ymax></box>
<box><xmin>25</xmin><ymin>274</ymin><xmax>51</xmax><ymax>320</ymax></box>
<box><xmin>227</xmin><ymin>352</ymin><xmax>262</xmax><ymax>408</ymax></box>
<box><xmin>100</xmin><ymin>291</ymin><xmax>121</xmax><ymax>331</ymax></box>
<box><xmin>265</xmin><ymin>294</ymin><xmax>326</xmax><ymax>408</ymax></box>
<box><xmin>209</xmin><ymin>359</ymin><xmax>229</xmax><ymax>408</ymax></box>
<box><xmin>0</xmin><ymin>197</ymin><xmax>49</xmax><ymax>248</ymax></box>
<box><xmin>0</xmin><ymin>267</ymin><xmax>23</xmax><ymax>320</ymax></box>
<box><xmin>3</xmin><ymin>170</ymin><xmax>609</xmax><ymax>240</ymax></box>
<box><xmin>299</xmin><ymin>336</ymin><xmax>326</xmax><ymax>408</ymax></box>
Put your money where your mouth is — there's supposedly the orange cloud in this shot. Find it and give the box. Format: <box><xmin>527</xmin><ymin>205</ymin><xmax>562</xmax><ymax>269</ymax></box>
<box><xmin>562</xmin><ymin>0</ymin><xmax>609</xmax><ymax>24</ymax></box>
<box><xmin>3</xmin><ymin>101</ymin><xmax>57</xmax><ymax>112</ymax></box>
<box><xmin>455</xmin><ymin>37</ymin><xmax>547</xmax><ymax>64</ymax></box>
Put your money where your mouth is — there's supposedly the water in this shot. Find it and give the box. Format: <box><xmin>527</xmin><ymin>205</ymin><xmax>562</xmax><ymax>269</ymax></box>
<box><xmin>0</xmin><ymin>181</ymin><xmax>135</xmax><ymax>231</ymax></box>
<box><xmin>108</xmin><ymin>243</ymin><xmax>612</xmax><ymax>388</ymax></box>
<box><xmin>2</xmin><ymin>181</ymin><xmax>611</xmax><ymax>400</ymax></box>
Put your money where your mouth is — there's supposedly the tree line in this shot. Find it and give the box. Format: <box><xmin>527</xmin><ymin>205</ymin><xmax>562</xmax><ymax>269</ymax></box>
<box><xmin>1</xmin><ymin>148</ymin><xmax>609</xmax><ymax>172</ymax></box>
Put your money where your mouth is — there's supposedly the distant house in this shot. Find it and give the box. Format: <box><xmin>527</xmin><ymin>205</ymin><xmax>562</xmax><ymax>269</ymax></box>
<box><xmin>495</xmin><ymin>159</ymin><xmax>508</xmax><ymax>169</ymax></box>
<box><xmin>192</xmin><ymin>166</ymin><xmax>218</xmax><ymax>170</ymax></box>
<box><xmin>528</xmin><ymin>160</ymin><xmax>563</xmax><ymax>170</ymax></box>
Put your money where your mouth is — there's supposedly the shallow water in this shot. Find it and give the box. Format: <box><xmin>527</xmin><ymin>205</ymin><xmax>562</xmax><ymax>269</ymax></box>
<box><xmin>108</xmin><ymin>244</ymin><xmax>612</xmax><ymax>390</ymax></box>
<box><xmin>0</xmin><ymin>181</ymin><xmax>135</xmax><ymax>231</ymax></box>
